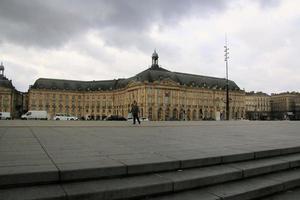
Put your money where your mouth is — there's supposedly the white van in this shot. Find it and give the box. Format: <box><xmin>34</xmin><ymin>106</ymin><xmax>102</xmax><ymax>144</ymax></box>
<box><xmin>21</xmin><ymin>111</ymin><xmax>48</xmax><ymax>120</ymax></box>
<box><xmin>0</xmin><ymin>112</ymin><xmax>11</xmax><ymax>120</ymax></box>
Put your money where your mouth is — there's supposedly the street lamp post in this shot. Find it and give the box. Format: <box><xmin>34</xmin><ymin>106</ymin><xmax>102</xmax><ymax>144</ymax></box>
<box><xmin>224</xmin><ymin>36</ymin><xmax>229</xmax><ymax>120</ymax></box>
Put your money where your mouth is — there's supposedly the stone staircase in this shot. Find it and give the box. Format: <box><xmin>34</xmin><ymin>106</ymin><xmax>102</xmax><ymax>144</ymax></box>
<box><xmin>2</xmin><ymin>146</ymin><xmax>300</xmax><ymax>200</ymax></box>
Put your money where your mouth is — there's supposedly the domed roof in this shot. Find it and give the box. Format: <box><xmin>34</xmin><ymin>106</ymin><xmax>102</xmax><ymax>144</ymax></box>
<box><xmin>132</xmin><ymin>67</ymin><xmax>240</xmax><ymax>90</ymax></box>
<box><xmin>0</xmin><ymin>76</ymin><xmax>14</xmax><ymax>89</ymax></box>
<box><xmin>31</xmin><ymin>51</ymin><xmax>241</xmax><ymax>92</ymax></box>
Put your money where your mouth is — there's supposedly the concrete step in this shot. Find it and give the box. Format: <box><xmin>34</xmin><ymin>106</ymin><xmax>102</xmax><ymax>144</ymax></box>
<box><xmin>3</xmin><ymin>152</ymin><xmax>300</xmax><ymax>199</ymax></box>
<box><xmin>146</xmin><ymin>168</ymin><xmax>300</xmax><ymax>200</ymax></box>
<box><xmin>260</xmin><ymin>186</ymin><xmax>300</xmax><ymax>199</ymax></box>
<box><xmin>2</xmin><ymin>145</ymin><xmax>300</xmax><ymax>189</ymax></box>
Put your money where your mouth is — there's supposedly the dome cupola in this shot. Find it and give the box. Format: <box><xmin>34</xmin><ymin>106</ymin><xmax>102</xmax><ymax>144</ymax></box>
<box><xmin>151</xmin><ymin>50</ymin><xmax>159</xmax><ymax>69</ymax></box>
<box><xmin>0</xmin><ymin>62</ymin><xmax>4</xmax><ymax>76</ymax></box>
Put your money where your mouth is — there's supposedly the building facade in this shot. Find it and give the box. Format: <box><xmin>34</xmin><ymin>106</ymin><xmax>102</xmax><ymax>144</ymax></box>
<box><xmin>0</xmin><ymin>63</ymin><xmax>23</xmax><ymax>118</ymax></box>
<box><xmin>245</xmin><ymin>92</ymin><xmax>271</xmax><ymax>120</ymax></box>
<box><xmin>270</xmin><ymin>92</ymin><xmax>300</xmax><ymax>120</ymax></box>
<box><xmin>28</xmin><ymin>51</ymin><xmax>246</xmax><ymax>120</ymax></box>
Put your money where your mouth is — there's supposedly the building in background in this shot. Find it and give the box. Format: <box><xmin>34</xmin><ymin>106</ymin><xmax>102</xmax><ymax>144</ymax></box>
<box><xmin>22</xmin><ymin>92</ymin><xmax>29</xmax><ymax>114</ymax></box>
<box><xmin>270</xmin><ymin>92</ymin><xmax>300</xmax><ymax>120</ymax></box>
<box><xmin>295</xmin><ymin>96</ymin><xmax>300</xmax><ymax>120</ymax></box>
<box><xmin>28</xmin><ymin>51</ymin><xmax>246</xmax><ymax>120</ymax></box>
<box><xmin>245</xmin><ymin>91</ymin><xmax>271</xmax><ymax>120</ymax></box>
<box><xmin>0</xmin><ymin>62</ymin><xmax>23</xmax><ymax>118</ymax></box>
<box><xmin>4</xmin><ymin>52</ymin><xmax>300</xmax><ymax>121</ymax></box>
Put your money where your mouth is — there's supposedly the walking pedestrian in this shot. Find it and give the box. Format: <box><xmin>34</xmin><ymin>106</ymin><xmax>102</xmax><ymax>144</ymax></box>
<box><xmin>131</xmin><ymin>101</ymin><xmax>141</xmax><ymax>125</ymax></box>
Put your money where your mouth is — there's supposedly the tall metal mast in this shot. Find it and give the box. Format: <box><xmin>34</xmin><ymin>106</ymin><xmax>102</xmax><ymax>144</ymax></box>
<box><xmin>224</xmin><ymin>34</ymin><xmax>230</xmax><ymax>120</ymax></box>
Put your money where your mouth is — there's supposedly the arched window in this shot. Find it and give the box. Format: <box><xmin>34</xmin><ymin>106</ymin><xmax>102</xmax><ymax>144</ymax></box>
<box><xmin>210</xmin><ymin>108</ymin><xmax>214</xmax><ymax>119</ymax></box>
<box><xmin>199</xmin><ymin>109</ymin><xmax>203</xmax><ymax>120</ymax></box>
<box><xmin>148</xmin><ymin>107</ymin><xmax>153</xmax><ymax>120</ymax></box>
<box><xmin>172</xmin><ymin>108</ymin><xmax>178</xmax><ymax>120</ymax></box>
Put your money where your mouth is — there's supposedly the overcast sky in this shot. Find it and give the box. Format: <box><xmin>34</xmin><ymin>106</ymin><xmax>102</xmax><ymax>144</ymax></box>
<box><xmin>0</xmin><ymin>0</ymin><xmax>299</xmax><ymax>94</ymax></box>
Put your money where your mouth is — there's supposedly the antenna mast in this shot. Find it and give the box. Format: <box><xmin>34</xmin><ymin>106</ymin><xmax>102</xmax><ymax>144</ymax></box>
<box><xmin>224</xmin><ymin>34</ymin><xmax>230</xmax><ymax>120</ymax></box>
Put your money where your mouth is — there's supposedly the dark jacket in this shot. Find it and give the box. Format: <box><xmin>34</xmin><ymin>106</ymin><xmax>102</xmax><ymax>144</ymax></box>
<box><xmin>131</xmin><ymin>105</ymin><xmax>139</xmax><ymax>116</ymax></box>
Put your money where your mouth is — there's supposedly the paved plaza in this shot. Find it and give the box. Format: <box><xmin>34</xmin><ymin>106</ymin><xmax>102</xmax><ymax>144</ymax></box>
<box><xmin>1</xmin><ymin>120</ymin><xmax>300</xmax><ymax>199</ymax></box>
<box><xmin>1</xmin><ymin>120</ymin><xmax>300</xmax><ymax>172</ymax></box>
<box><xmin>0</xmin><ymin>120</ymin><xmax>299</xmax><ymax>177</ymax></box>
<box><xmin>1</xmin><ymin>120</ymin><xmax>300</xmax><ymax>159</ymax></box>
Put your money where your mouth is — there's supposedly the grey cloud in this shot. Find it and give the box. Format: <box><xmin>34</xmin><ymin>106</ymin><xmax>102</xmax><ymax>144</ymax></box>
<box><xmin>93</xmin><ymin>0</ymin><xmax>229</xmax><ymax>28</ymax></box>
<box><xmin>1</xmin><ymin>0</ymin><xmax>298</xmax><ymax>94</ymax></box>
<box><xmin>0</xmin><ymin>0</ymin><xmax>88</xmax><ymax>48</ymax></box>
<box><xmin>88</xmin><ymin>0</ymin><xmax>231</xmax><ymax>51</ymax></box>
<box><xmin>0</xmin><ymin>0</ymin><xmax>231</xmax><ymax>49</ymax></box>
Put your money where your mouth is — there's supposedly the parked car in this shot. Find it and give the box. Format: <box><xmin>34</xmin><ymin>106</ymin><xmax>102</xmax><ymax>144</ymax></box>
<box><xmin>0</xmin><ymin>112</ymin><xmax>11</xmax><ymax>120</ymax></box>
<box><xmin>106</xmin><ymin>115</ymin><xmax>127</xmax><ymax>121</ymax></box>
<box><xmin>53</xmin><ymin>113</ymin><xmax>78</xmax><ymax>120</ymax></box>
<box><xmin>21</xmin><ymin>111</ymin><xmax>48</xmax><ymax>120</ymax></box>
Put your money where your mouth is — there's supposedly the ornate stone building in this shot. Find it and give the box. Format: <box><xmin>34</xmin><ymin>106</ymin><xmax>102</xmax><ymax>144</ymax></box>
<box><xmin>245</xmin><ymin>92</ymin><xmax>271</xmax><ymax>120</ymax></box>
<box><xmin>28</xmin><ymin>51</ymin><xmax>245</xmax><ymax>120</ymax></box>
<box><xmin>0</xmin><ymin>63</ymin><xmax>23</xmax><ymax>118</ymax></box>
<box><xmin>270</xmin><ymin>92</ymin><xmax>300</xmax><ymax>120</ymax></box>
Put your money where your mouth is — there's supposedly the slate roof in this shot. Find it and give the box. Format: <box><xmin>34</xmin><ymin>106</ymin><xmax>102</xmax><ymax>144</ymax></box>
<box><xmin>31</xmin><ymin>66</ymin><xmax>241</xmax><ymax>91</ymax></box>
<box><xmin>0</xmin><ymin>75</ymin><xmax>15</xmax><ymax>89</ymax></box>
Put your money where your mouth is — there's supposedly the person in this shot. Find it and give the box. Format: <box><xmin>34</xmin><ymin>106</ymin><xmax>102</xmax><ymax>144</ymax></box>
<box><xmin>131</xmin><ymin>101</ymin><xmax>141</xmax><ymax>125</ymax></box>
